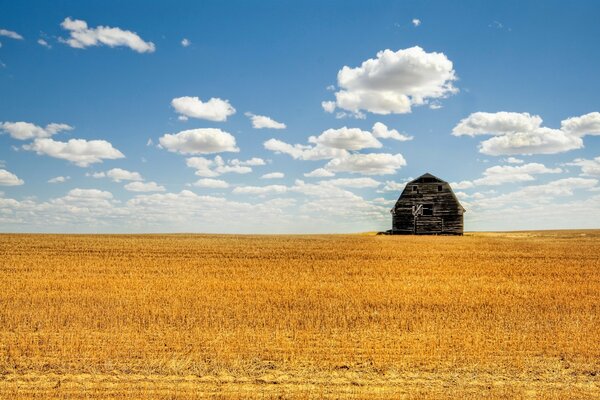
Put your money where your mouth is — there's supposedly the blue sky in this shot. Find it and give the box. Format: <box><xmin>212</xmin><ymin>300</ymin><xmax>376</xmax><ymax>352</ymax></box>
<box><xmin>1</xmin><ymin>0</ymin><xmax>599</xmax><ymax>233</ymax></box>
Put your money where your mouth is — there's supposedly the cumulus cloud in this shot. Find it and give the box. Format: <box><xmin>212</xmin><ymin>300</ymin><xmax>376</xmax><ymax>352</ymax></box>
<box><xmin>245</xmin><ymin>112</ymin><xmax>286</xmax><ymax>129</ymax></box>
<box><xmin>48</xmin><ymin>176</ymin><xmax>70</xmax><ymax>183</ymax></box>
<box><xmin>261</xmin><ymin>172</ymin><xmax>284</xmax><ymax>179</ymax></box>
<box><xmin>186</xmin><ymin>155</ymin><xmax>260</xmax><ymax>177</ymax></box>
<box><xmin>304</xmin><ymin>168</ymin><xmax>335</xmax><ymax>178</ymax></box>
<box><xmin>264</xmin><ymin>122</ymin><xmax>408</xmax><ymax>163</ymax></box>
<box><xmin>264</xmin><ymin>138</ymin><xmax>347</xmax><ymax>161</ymax></box>
<box><xmin>567</xmin><ymin>157</ymin><xmax>600</xmax><ymax>177</ymax></box>
<box><xmin>452</xmin><ymin>112</ymin><xmax>543</xmax><ymax>136</ymax></box>
<box><xmin>325</xmin><ymin>153</ymin><xmax>407</xmax><ymax>175</ymax></box>
<box><xmin>371</xmin><ymin>122</ymin><xmax>413</xmax><ymax>141</ymax></box>
<box><xmin>0</xmin><ymin>169</ymin><xmax>24</xmax><ymax>186</ymax></box>
<box><xmin>171</xmin><ymin>96</ymin><xmax>236</xmax><ymax>122</ymax></box>
<box><xmin>560</xmin><ymin>112</ymin><xmax>600</xmax><ymax>136</ymax></box>
<box><xmin>0</xmin><ymin>121</ymin><xmax>73</xmax><ymax>140</ymax></box>
<box><xmin>59</xmin><ymin>17</ymin><xmax>155</xmax><ymax>53</ymax></box>
<box><xmin>312</xmin><ymin>127</ymin><xmax>382</xmax><ymax>150</ymax></box>
<box><xmin>463</xmin><ymin>163</ymin><xmax>562</xmax><ymax>187</ymax></box>
<box><xmin>181</xmin><ymin>38</ymin><xmax>191</xmax><ymax>47</ymax></box>
<box><xmin>193</xmin><ymin>178</ymin><xmax>229</xmax><ymax>188</ymax></box>
<box><xmin>159</xmin><ymin>128</ymin><xmax>239</xmax><ymax>155</ymax></box>
<box><xmin>23</xmin><ymin>138</ymin><xmax>124</xmax><ymax>167</ymax></box>
<box><xmin>380</xmin><ymin>178</ymin><xmax>413</xmax><ymax>192</ymax></box>
<box><xmin>323</xmin><ymin>177</ymin><xmax>380</xmax><ymax>188</ymax></box>
<box><xmin>124</xmin><ymin>181</ymin><xmax>165</xmax><ymax>192</ymax></box>
<box><xmin>101</xmin><ymin>168</ymin><xmax>142</xmax><ymax>182</ymax></box>
<box><xmin>470</xmin><ymin>178</ymin><xmax>597</xmax><ymax>209</ymax></box>
<box><xmin>323</xmin><ymin>46</ymin><xmax>457</xmax><ymax>116</ymax></box>
<box><xmin>0</xmin><ymin>29</ymin><xmax>23</xmax><ymax>40</ymax></box>
<box><xmin>412</xmin><ymin>19</ymin><xmax>421</xmax><ymax>27</ymax></box>
<box><xmin>232</xmin><ymin>185</ymin><xmax>288</xmax><ymax>195</ymax></box>
<box><xmin>504</xmin><ymin>157</ymin><xmax>524</xmax><ymax>164</ymax></box>
<box><xmin>452</xmin><ymin>111</ymin><xmax>586</xmax><ymax>155</ymax></box>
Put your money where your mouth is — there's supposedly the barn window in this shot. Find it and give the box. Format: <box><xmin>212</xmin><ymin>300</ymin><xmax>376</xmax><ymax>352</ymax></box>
<box><xmin>437</xmin><ymin>185</ymin><xmax>442</xmax><ymax>192</ymax></box>
<box><xmin>422</xmin><ymin>204</ymin><xmax>434</xmax><ymax>216</ymax></box>
<box><xmin>412</xmin><ymin>185</ymin><xmax>417</xmax><ymax>192</ymax></box>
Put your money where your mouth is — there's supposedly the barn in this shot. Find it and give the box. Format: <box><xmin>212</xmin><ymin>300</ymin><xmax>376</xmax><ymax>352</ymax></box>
<box><xmin>390</xmin><ymin>173</ymin><xmax>465</xmax><ymax>235</ymax></box>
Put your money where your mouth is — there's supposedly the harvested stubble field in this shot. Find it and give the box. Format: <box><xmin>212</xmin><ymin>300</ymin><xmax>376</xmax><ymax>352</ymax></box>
<box><xmin>0</xmin><ymin>231</ymin><xmax>599</xmax><ymax>399</ymax></box>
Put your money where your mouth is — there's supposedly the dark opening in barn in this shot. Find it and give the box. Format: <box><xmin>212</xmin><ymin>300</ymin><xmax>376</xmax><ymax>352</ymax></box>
<box><xmin>389</xmin><ymin>173</ymin><xmax>465</xmax><ymax>235</ymax></box>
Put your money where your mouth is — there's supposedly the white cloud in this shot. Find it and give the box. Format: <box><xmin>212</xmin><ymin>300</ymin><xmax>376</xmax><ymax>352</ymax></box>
<box><xmin>264</xmin><ymin>138</ymin><xmax>347</xmax><ymax>161</ymax></box>
<box><xmin>48</xmin><ymin>176</ymin><xmax>70</xmax><ymax>183</ymax></box>
<box><xmin>159</xmin><ymin>128</ymin><xmax>239</xmax><ymax>155</ymax></box>
<box><xmin>412</xmin><ymin>19</ymin><xmax>421</xmax><ymax>27</ymax></box>
<box><xmin>245</xmin><ymin>112</ymin><xmax>286</xmax><ymax>129</ymax></box>
<box><xmin>304</xmin><ymin>168</ymin><xmax>335</xmax><ymax>178</ymax></box>
<box><xmin>124</xmin><ymin>181</ymin><xmax>165</xmax><ymax>192</ymax></box>
<box><xmin>186</xmin><ymin>155</ymin><xmax>257</xmax><ymax>177</ymax></box>
<box><xmin>452</xmin><ymin>112</ymin><xmax>584</xmax><ymax>155</ymax></box>
<box><xmin>470</xmin><ymin>177</ymin><xmax>597</xmax><ymax>209</ymax></box>
<box><xmin>504</xmin><ymin>157</ymin><xmax>524</xmax><ymax>164</ymax></box>
<box><xmin>230</xmin><ymin>157</ymin><xmax>266</xmax><ymax>166</ymax></box>
<box><xmin>371</xmin><ymin>122</ymin><xmax>413</xmax><ymax>141</ymax></box>
<box><xmin>325</xmin><ymin>153</ymin><xmax>407</xmax><ymax>175</ymax></box>
<box><xmin>451</xmin><ymin>181</ymin><xmax>475</xmax><ymax>190</ymax></box>
<box><xmin>232</xmin><ymin>185</ymin><xmax>288</xmax><ymax>195</ymax></box>
<box><xmin>474</xmin><ymin>163</ymin><xmax>562</xmax><ymax>186</ymax></box>
<box><xmin>0</xmin><ymin>169</ymin><xmax>24</xmax><ymax>186</ymax></box>
<box><xmin>0</xmin><ymin>29</ymin><xmax>23</xmax><ymax>40</ymax></box>
<box><xmin>103</xmin><ymin>168</ymin><xmax>142</xmax><ymax>182</ymax></box>
<box><xmin>567</xmin><ymin>157</ymin><xmax>600</xmax><ymax>177</ymax></box>
<box><xmin>324</xmin><ymin>46</ymin><xmax>457</xmax><ymax>116</ymax></box>
<box><xmin>322</xmin><ymin>101</ymin><xmax>336</xmax><ymax>113</ymax></box>
<box><xmin>181</xmin><ymin>38</ymin><xmax>191</xmax><ymax>47</ymax></box>
<box><xmin>37</xmin><ymin>38</ymin><xmax>51</xmax><ymax>48</ymax></box>
<box><xmin>452</xmin><ymin>112</ymin><xmax>543</xmax><ymax>136</ymax></box>
<box><xmin>171</xmin><ymin>96</ymin><xmax>236</xmax><ymax>122</ymax></box>
<box><xmin>312</xmin><ymin>127</ymin><xmax>382</xmax><ymax>150</ymax></box>
<box><xmin>324</xmin><ymin>177</ymin><xmax>380</xmax><ymax>188</ymax></box>
<box><xmin>193</xmin><ymin>178</ymin><xmax>229</xmax><ymax>188</ymax></box>
<box><xmin>88</xmin><ymin>171</ymin><xmax>106</xmax><ymax>179</ymax></box>
<box><xmin>261</xmin><ymin>172</ymin><xmax>284</xmax><ymax>179</ymax></box>
<box><xmin>479</xmin><ymin>128</ymin><xmax>583</xmax><ymax>156</ymax></box>
<box><xmin>561</xmin><ymin>112</ymin><xmax>600</xmax><ymax>136</ymax></box>
<box><xmin>23</xmin><ymin>138</ymin><xmax>124</xmax><ymax>167</ymax></box>
<box><xmin>59</xmin><ymin>17</ymin><xmax>155</xmax><ymax>53</ymax></box>
<box><xmin>452</xmin><ymin>163</ymin><xmax>562</xmax><ymax>188</ymax></box>
<box><xmin>380</xmin><ymin>178</ymin><xmax>413</xmax><ymax>192</ymax></box>
<box><xmin>0</xmin><ymin>121</ymin><xmax>73</xmax><ymax>140</ymax></box>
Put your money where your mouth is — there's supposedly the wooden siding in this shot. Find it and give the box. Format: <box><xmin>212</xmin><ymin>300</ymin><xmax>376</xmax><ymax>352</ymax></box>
<box><xmin>391</xmin><ymin>175</ymin><xmax>464</xmax><ymax>235</ymax></box>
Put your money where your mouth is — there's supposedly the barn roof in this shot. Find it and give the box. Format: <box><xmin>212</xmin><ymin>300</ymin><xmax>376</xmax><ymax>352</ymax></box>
<box><xmin>408</xmin><ymin>172</ymin><xmax>447</xmax><ymax>184</ymax></box>
<box><xmin>403</xmin><ymin>172</ymin><xmax>465</xmax><ymax>212</ymax></box>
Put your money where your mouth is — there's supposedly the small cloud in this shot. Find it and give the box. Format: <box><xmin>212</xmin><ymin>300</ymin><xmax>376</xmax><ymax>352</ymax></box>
<box><xmin>48</xmin><ymin>176</ymin><xmax>70</xmax><ymax>183</ymax></box>
<box><xmin>326</xmin><ymin>85</ymin><xmax>336</xmax><ymax>91</ymax></box>
<box><xmin>181</xmin><ymin>38</ymin><xmax>191</xmax><ymax>47</ymax></box>
<box><xmin>489</xmin><ymin>21</ymin><xmax>504</xmax><ymax>29</ymax></box>
<box><xmin>146</xmin><ymin>138</ymin><xmax>153</xmax><ymax>146</ymax></box>
<box><xmin>261</xmin><ymin>172</ymin><xmax>284</xmax><ymax>179</ymax></box>
<box><xmin>37</xmin><ymin>38</ymin><xmax>51</xmax><ymax>48</ymax></box>
<box><xmin>245</xmin><ymin>112</ymin><xmax>286</xmax><ymax>129</ymax></box>
<box><xmin>0</xmin><ymin>29</ymin><xmax>24</xmax><ymax>40</ymax></box>
<box><xmin>0</xmin><ymin>169</ymin><xmax>25</xmax><ymax>186</ymax></box>
<box><xmin>59</xmin><ymin>17</ymin><xmax>155</xmax><ymax>53</ymax></box>
<box><xmin>124</xmin><ymin>181</ymin><xmax>165</xmax><ymax>192</ymax></box>
<box><xmin>412</xmin><ymin>18</ymin><xmax>421</xmax><ymax>27</ymax></box>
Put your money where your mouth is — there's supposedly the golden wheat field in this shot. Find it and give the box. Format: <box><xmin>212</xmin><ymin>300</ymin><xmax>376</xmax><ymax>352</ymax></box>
<box><xmin>0</xmin><ymin>231</ymin><xmax>599</xmax><ymax>398</ymax></box>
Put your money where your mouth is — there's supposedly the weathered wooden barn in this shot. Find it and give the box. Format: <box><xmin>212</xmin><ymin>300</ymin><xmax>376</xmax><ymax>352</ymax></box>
<box><xmin>390</xmin><ymin>173</ymin><xmax>465</xmax><ymax>235</ymax></box>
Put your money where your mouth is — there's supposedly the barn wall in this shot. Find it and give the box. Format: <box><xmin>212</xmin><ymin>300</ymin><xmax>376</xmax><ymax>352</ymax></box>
<box><xmin>392</xmin><ymin>181</ymin><xmax>463</xmax><ymax>235</ymax></box>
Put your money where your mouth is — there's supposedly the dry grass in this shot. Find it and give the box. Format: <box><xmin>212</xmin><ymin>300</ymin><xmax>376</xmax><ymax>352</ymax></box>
<box><xmin>0</xmin><ymin>231</ymin><xmax>599</xmax><ymax>398</ymax></box>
